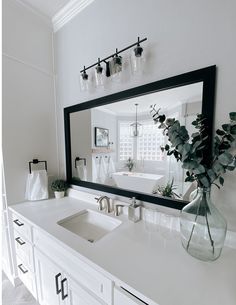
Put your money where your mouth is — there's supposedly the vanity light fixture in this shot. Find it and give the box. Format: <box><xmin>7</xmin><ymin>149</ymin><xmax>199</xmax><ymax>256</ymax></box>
<box><xmin>79</xmin><ymin>37</ymin><xmax>147</xmax><ymax>90</ymax></box>
<box><xmin>134</xmin><ymin>37</ymin><xmax>143</xmax><ymax>57</ymax></box>
<box><xmin>130</xmin><ymin>103</ymin><xmax>143</xmax><ymax>137</ymax></box>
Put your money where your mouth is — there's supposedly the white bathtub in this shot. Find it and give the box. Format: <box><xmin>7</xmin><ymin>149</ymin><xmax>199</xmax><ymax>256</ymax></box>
<box><xmin>112</xmin><ymin>171</ymin><xmax>164</xmax><ymax>194</ymax></box>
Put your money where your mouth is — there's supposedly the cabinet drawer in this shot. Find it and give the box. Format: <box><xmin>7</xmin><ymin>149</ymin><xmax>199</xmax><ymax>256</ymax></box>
<box><xmin>14</xmin><ymin>230</ymin><xmax>34</xmax><ymax>271</ymax></box>
<box><xmin>114</xmin><ymin>287</ymin><xmax>149</xmax><ymax>305</ymax></box>
<box><xmin>34</xmin><ymin>228</ymin><xmax>113</xmax><ymax>304</ymax></box>
<box><xmin>12</xmin><ymin>213</ymin><xmax>32</xmax><ymax>241</ymax></box>
<box><xmin>16</xmin><ymin>256</ymin><xmax>37</xmax><ymax>299</ymax></box>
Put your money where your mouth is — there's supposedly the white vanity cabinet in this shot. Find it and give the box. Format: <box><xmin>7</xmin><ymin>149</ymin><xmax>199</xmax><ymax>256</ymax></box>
<box><xmin>35</xmin><ymin>248</ymin><xmax>106</xmax><ymax>305</ymax></box>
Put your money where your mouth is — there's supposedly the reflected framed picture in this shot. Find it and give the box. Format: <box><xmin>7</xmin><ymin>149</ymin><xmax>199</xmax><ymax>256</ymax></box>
<box><xmin>95</xmin><ymin>127</ymin><xmax>109</xmax><ymax>147</ymax></box>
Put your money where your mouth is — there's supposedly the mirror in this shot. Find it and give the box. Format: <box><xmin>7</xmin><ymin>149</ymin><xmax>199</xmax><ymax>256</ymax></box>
<box><xmin>65</xmin><ymin>66</ymin><xmax>216</xmax><ymax>209</ymax></box>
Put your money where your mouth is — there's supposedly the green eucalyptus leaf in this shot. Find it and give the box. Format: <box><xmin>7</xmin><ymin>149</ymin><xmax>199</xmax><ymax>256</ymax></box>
<box><xmin>225</xmin><ymin>134</ymin><xmax>235</xmax><ymax>142</ymax></box>
<box><xmin>219</xmin><ymin>176</ymin><xmax>224</xmax><ymax>186</ymax></box>
<box><xmin>199</xmin><ymin>176</ymin><xmax>210</xmax><ymax>188</ymax></box>
<box><xmin>213</xmin><ymin>162</ymin><xmax>225</xmax><ymax>175</ymax></box>
<box><xmin>229</xmin><ymin>112</ymin><xmax>236</xmax><ymax>121</ymax></box>
<box><xmin>218</xmin><ymin>152</ymin><xmax>233</xmax><ymax>166</ymax></box>
<box><xmin>222</xmin><ymin>124</ymin><xmax>231</xmax><ymax>132</ymax></box>
<box><xmin>165</xmin><ymin>144</ymin><xmax>170</xmax><ymax>151</ymax></box>
<box><xmin>207</xmin><ymin>169</ymin><xmax>217</xmax><ymax>183</ymax></box>
<box><xmin>193</xmin><ymin>164</ymin><xmax>205</xmax><ymax>175</ymax></box>
<box><xmin>216</xmin><ymin>129</ymin><xmax>225</xmax><ymax>136</ymax></box>
<box><xmin>230</xmin><ymin>125</ymin><xmax>236</xmax><ymax>135</ymax></box>
<box><xmin>227</xmin><ymin>165</ymin><xmax>236</xmax><ymax>171</ymax></box>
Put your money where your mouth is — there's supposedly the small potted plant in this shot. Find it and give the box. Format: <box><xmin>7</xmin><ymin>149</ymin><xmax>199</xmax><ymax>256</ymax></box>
<box><xmin>153</xmin><ymin>178</ymin><xmax>180</xmax><ymax>198</ymax></box>
<box><xmin>51</xmin><ymin>179</ymin><xmax>69</xmax><ymax>199</ymax></box>
<box><xmin>125</xmin><ymin>157</ymin><xmax>135</xmax><ymax>172</ymax></box>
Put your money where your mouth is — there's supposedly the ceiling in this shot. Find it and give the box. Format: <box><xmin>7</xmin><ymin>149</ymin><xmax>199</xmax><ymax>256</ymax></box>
<box><xmin>20</xmin><ymin>0</ymin><xmax>71</xmax><ymax>18</ymax></box>
<box><xmin>98</xmin><ymin>82</ymin><xmax>203</xmax><ymax>116</ymax></box>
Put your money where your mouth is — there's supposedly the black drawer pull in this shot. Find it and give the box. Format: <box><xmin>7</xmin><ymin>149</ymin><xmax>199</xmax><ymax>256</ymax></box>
<box><xmin>14</xmin><ymin>219</ymin><xmax>24</xmax><ymax>227</ymax></box>
<box><xmin>55</xmin><ymin>273</ymin><xmax>62</xmax><ymax>294</ymax></box>
<box><xmin>121</xmin><ymin>287</ymin><xmax>149</xmax><ymax>305</ymax></box>
<box><xmin>15</xmin><ymin>237</ymin><xmax>26</xmax><ymax>245</ymax></box>
<box><xmin>61</xmin><ymin>278</ymin><xmax>68</xmax><ymax>300</ymax></box>
<box><xmin>18</xmin><ymin>264</ymin><xmax>28</xmax><ymax>274</ymax></box>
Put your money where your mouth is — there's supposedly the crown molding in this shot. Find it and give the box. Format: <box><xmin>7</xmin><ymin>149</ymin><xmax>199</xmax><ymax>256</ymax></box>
<box><xmin>52</xmin><ymin>0</ymin><xmax>95</xmax><ymax>32</ymax></box>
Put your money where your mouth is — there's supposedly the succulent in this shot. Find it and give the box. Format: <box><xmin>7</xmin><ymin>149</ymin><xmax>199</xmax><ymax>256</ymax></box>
<box><xmin>51</xmin><ymin>179</ymin><xmax>69</xmax><ymax>192</ymax></box>
<box><xmin>150</xmin><ymin>105</ymin><xmax>236</xmax><ymax>189</ymax></box>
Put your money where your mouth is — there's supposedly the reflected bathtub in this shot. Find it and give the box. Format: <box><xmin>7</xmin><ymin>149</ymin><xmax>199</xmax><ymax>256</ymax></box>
<box><xmin>112</xmin><ymin>171</ymin><xmax>164</xmax><ymax>194</ymax></box>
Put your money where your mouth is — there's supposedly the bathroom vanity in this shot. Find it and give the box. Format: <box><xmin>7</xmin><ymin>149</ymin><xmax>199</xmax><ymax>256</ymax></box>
<box><xmin>9</xmin><ymin>189</ymin><xmax>236</xmax><ymax>305</ymax></box>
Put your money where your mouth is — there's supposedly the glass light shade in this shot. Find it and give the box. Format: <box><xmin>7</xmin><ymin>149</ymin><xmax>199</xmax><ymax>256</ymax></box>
<box><xmin>130</xmin><ymin>47</ymin><xmax>145</xmax><ymax>76</ymax></box>
<box><xmin>130</xmin><ymin>122</ymin><xmax>143</xmax><ymax>137</ymax></box>
<box><xmin>79</xmin><ymin>72</ymin><xmax>90</xmax><ymax>92</ymax></box>
<box><xmin>110</xmin><ymin>56</ymin><xmax>122</xmax><ymax>82</ymax></box>
<box><xmin>95</xmin><ymin>65</ymin><xmax>105</xmax><ymax>87</ymax></box>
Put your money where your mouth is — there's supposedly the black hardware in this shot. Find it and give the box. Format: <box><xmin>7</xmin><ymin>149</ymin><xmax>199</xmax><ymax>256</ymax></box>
<box><xmin>29</xmin><ymin>159</ymin><xmax>47</xmax><ymax>174</ymax></box>
<box><xmin>75</xmin><ymin>157</ymin><xmax>86</xmax><ymax>168</ymax></box>
<box><xmin>80</xmin><ymin>37</ymin><xmax>147</xmax><ymax>73</ymax></box>
<box><xmin>18</xmin><ymin>264</ymin><xmax>28</xmax><ymax>274</ymax></box>
<box><xmin>64</xmin><ymin>66</ymin><xmax>216</xmax><ymax>210</ymax></box>
<box><xmin>55</xmin><ymin>273</ymin><xmax>62</xmax><ymax>294</ymax></box>
<box><xmin>13</xmin><ymin>219</ymin><xmax>24</xmax><ymax>227</ymax></box>
<box><xmin>121</xmin><ymin>287</ymin><xmax>148</xmax><ymax>305</ymax></box>
<box><xmin>61</xmin><ymin>278</ymin><xmax>68</xmax><ymax>300</ymax></box>
<box><xmin>15</xmin><ymin>237</ymin><xmax>26</xmax><ymax>245</ymax></box>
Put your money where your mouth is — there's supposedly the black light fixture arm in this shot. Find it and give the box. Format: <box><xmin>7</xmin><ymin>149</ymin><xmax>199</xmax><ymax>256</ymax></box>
<box><xmin>80</xmin><ymin>37</ymin><xmax>147</xmax><ymax>73</ymax></box>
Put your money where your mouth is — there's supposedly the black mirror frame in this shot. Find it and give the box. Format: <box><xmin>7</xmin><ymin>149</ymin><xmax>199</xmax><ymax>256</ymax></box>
<box><xmin>64</xmin><ymin>65</ymin><xmax>216</xmax><ymax>210</ymax></box>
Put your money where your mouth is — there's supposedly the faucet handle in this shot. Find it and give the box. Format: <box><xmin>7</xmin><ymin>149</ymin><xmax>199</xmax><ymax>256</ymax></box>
<box><xmin>94</xmin><ymin>197</ymin><xmax>104</xmax><ymax>211</ymax></box>
<box><xmin>114</xmin><ymin>204</ymin><xmax>124</xmax><ymax>216</ymax></box>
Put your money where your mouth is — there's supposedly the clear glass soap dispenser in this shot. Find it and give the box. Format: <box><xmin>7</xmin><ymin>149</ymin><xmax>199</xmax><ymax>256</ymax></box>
<box><xmin>128</xmin><ymin>197</ymin><xmax>141</xmax><ymax>223</ymax></box>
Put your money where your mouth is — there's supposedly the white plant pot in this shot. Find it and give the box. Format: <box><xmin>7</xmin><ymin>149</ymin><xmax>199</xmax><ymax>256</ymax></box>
<box><xmin>54</xmin><ymin>191</ymin><xmax>65</xmax><ymax>199</ymax></box>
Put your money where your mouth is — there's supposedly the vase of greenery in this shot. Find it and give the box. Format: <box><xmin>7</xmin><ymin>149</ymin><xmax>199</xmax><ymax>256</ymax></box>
<box><xmin>51</xmin><ymin>179</ymin><xmax>69</xmax><ymax>199</ymax></box>
<box><xmin>151</xmin><ymin>106</ymin><xmax>236</xmax><ymax>261</ymax></box>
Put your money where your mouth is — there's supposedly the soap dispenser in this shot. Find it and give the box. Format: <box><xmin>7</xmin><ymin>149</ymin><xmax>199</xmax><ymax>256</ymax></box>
<box><xmin>128</xmin><ymin>197</ymin><xmax>141</xmax><ymax>223</ymax></box>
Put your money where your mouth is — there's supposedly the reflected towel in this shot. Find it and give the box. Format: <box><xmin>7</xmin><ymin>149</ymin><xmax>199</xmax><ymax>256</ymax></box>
<box><xmin>107</xmin><ymin>157</ymin><xmax>116</xmax><ymax>176</ymax></box>
<box><xmin>25</xmin><ymin>170</ymin><xmax>49</xmax><ymax>201</ymax></box>
<box><xmin>76</xmin><ymin>164</ymin><xmax>87</xmax><ymax>181</ymax></box>
<box><xmin>92</xmin><ymin>157</ymin><xmax>98</xmax><ymax>182</ymax></box>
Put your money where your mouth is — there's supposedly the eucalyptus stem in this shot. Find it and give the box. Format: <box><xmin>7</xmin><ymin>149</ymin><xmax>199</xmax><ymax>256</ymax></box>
<box><xmin>205</xmin><ymin>210</ymin><xmax>215</xmax><ymax>255</ymax></box>
<box><xmin>186</xmin><ymin>213</ymin><xmax>198</xmax><ymax>251</ymax></box>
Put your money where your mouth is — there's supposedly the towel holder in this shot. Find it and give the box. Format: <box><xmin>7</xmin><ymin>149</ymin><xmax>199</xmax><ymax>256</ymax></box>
<box><xmin>29</xmin><ymin>159</ymin><xmax>47</xmax><ymax>174</ymax></box>
<box><xmin>75</xmin><ymin>157</ymin><xmax>87</xmax><ymax>168</ymax></box>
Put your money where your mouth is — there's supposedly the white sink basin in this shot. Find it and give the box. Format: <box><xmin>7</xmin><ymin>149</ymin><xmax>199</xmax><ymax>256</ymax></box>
<box><xmin>58</xmin><ymin>209</ymin><xmax>122</xmax><ymax>243</ymax></box>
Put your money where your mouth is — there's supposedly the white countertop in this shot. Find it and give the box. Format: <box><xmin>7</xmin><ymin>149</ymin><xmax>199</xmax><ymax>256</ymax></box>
<box><xmin>10</xmin><ymin>192</ymin><xmax>236</xmax><ymax>305</ymax></box>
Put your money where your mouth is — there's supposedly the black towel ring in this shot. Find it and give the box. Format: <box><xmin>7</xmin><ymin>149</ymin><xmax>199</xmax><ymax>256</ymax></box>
<box><xmin>29</xmin><ymin>159</ymin><xmax>47</xmax><ymax>174</ymax></box>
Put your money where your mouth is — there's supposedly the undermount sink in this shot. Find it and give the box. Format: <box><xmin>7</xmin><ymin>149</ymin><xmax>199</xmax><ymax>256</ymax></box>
<box><xmin>58</xmin><ymin>209</ymin><xmax>122</xmax><ymax>243</ymax></box>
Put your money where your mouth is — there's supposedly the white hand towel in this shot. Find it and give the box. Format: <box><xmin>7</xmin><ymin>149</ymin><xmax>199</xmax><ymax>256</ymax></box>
<box><xmin>76</xmin><ymin>163</ymin><xmax>87</xmax><ymax>181</ymax></box>
<box><xmin>108</xmin><ymin>157</ymin><xmax>116</xmax><ymax>176</ymax></box>
<box><xmin>25</xmin><ymin>170</ymin><xmax>49</xmax><ymax>201</ymax></box>
<box><xmin>92</xmin><ymin>157</ymin><xmax>98</xmax><ymax>183</ymax></box>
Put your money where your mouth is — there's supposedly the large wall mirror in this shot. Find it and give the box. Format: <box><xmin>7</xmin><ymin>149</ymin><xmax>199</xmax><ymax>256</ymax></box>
<box><xmin>64</xmin><ymin>66</ymin><xmax>216</xmax><ymax>209</ymax></box>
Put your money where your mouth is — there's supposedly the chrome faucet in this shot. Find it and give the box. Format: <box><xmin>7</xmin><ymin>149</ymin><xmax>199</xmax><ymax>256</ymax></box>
<box><xmin>95</xmin><ymin>196</ymin><xmax>112</xmax><ymax>213</ymax></box>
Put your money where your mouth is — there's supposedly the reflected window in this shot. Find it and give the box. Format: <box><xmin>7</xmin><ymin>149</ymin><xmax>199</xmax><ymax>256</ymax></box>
<box><xmin>118</xmin><ymin>120</ymin><xmax>164</xmax><ymax>162</ymax></box>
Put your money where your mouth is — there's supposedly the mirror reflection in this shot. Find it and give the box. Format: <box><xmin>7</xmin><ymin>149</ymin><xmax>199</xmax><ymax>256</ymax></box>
<box><xmin>70</xmin><ymin>82</ymin><xmax>203</xmax><ymax>200</ymax></box>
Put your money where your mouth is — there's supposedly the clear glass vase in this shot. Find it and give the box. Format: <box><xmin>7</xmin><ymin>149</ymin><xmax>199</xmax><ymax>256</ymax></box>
<box><xmin>180</xmin><ymin>187</ymin><xmax>227</xmax><ymax>261</ymax></box>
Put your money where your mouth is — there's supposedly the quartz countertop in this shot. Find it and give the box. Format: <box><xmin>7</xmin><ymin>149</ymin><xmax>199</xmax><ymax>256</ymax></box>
<box><xmin>9</xmin><ymin>192</ymin><xmax>236</xmax><ymax>305</ymax></box>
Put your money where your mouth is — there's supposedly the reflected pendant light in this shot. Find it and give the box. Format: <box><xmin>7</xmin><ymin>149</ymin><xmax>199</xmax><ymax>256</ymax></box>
<box><xmin>130</xmin><ymin>104</ymin><xmax>142</xmax><ymax>137</ymax></box>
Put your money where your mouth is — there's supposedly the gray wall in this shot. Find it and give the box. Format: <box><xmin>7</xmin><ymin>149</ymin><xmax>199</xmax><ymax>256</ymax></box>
<box><xmin>54</xmin><ymin>0</ymin><xmax>236</xmax><ymax>230</ymax></box>
<box><xmin>3</xmin><ymin>0</ymin><xmax>58</xmax><ymax>204</ymax></box>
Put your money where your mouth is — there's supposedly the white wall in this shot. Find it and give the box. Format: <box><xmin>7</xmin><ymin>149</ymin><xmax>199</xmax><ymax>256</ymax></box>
<box><xmin>2</xmin><ymin>0</ymin><xmax>58</xmax><ymax>204</ymax></box>
<box><xmin>54</xmin><ymin>0</ymin><xmax>236</xmax><ymax>230</ymax></box>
